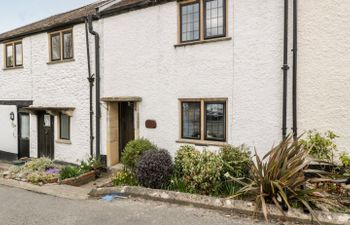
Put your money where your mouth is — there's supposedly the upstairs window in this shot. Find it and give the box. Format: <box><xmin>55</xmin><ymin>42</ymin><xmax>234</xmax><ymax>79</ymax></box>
<box><xmin>204</xmin><ymin>0</ymin><xmax>226</xmax><ymax>39</ymax></box>
<box><xmin>4</xmin><ymin>41</ymin><xmax>23</xmax><ymax>68</ymax></box>
<box><xmin>178</xmin><ymin>0</ymin><xmax>227</xmax><ymax>43</ymax></box>
<box><xmin>180</xmin><ymin>2</ymin><xmax>200</xmax><ymax>42</ymax></box>
<box><xmin>49</xmin><ymin>29</ymin><xmax>73</xmax><ymax>62</ymax></box>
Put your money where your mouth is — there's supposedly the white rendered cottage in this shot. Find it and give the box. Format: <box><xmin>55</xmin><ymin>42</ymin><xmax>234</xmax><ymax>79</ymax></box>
<box><xmin>0</xmin><ymin>0</ymin><xmax>349</xmax><ymax>166</ymax></box>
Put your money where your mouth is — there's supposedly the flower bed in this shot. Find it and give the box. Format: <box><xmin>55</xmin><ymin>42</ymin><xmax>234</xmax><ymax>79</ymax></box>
<box><xmin>60</xmin><ymin>170</ymin><xmax>96</xmax><ymax>187</ymax></box>
<box><xmin>113</xmin><ymin>136</ymin><xmax>350</xmax><ymax>223</ymax></box>
<box><xmin>2</xmin><ymin>157</ymin><xmax>103</xmax><ymax>187</ymax></box>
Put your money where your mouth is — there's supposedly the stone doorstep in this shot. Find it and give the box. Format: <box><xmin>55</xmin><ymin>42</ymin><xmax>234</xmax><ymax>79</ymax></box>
<box><xmin>89</xmin><ymin>186</ymin><xmax>350</xmax><ymax>225</ymax></box>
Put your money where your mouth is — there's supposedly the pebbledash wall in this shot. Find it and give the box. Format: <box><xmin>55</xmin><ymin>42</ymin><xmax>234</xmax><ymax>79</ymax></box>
<box><xmin>298</xmin><ymin>0</ymin><xmax>350</xmax><ymax>154</ymax></box>
<box><xmin>100</xmin><ymin>0</ymin><xmax>285</xmax><ymax>157</ymax></box>
<box><xmin>0</xmin><ymin>23</ymin><xmax>93</xmax><ymax>163</ymax></box>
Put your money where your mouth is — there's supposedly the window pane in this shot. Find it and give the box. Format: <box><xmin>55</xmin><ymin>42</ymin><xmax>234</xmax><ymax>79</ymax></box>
<box><xmin>181</xmin><ymin>3</ymin><xmax>200</xmax><ymax>42</ymax></box>
<box><xmin>60</xmin><ymin>114</ymin><xmax>70</xmax><ymax>140</ymax></box>
<box><xmin>6</xmin><ymin>44</ymin><xmax>13</xmax><ymax>67</ymax></box>
<box><xmin>51</xmin><ymin>34</ymin><xmax>61</xmax><ymax>61</ymax></box>
<box><xmin>205</xmin><ymin>0</ymin><xmax>225</xmax><ymax>38</ymax></box>
<box><xmin>15</xmin><ymin>43</ymin><xmax>23</xmax><ymax>66</ymax></box>
<box><xmin>182</xmin><ymin>102</ymin><xmax>201</xmax><ymax>139</ymax></box>
<box><xmin>205</xmin><ymin>103</ymin><xmax>225</xmax><ymax>141</ymax></box>
<box><xmin>63</xmin><ymin>32</ymin><xmax>73</xmax><ymax>59</ymax></box>
<box><xmin>20</xmin><ymin>114</ymin><xmax>30</xmax><ymax>140</ymax></box>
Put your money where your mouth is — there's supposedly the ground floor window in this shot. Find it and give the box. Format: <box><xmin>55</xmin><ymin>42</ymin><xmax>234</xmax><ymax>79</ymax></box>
<box><xmin>59</xmin><ymin>113</ymin><xmax>70</xmax><ymax>140</ymax></box>
<box><xmin>180</xmin><ymin>98</ymin><xmax>227</xmax><ymax>142</ymax></box>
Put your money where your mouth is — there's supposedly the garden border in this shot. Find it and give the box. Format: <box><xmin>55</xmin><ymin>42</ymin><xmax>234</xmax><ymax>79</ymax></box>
<box><xmin>89</xmin><ymin>186</ymin><xmax>350</xmax><ymax>225</ymax></box>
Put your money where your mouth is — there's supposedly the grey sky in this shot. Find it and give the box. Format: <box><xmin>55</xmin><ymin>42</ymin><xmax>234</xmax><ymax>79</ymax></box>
<box><xmin>0</xmin><ymin>0</ymin><xmax>96</xmax><ymax>33</ymax></box>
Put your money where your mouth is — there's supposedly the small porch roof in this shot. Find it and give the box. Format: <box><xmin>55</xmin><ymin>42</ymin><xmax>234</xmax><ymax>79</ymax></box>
<box><xmin>23</xmin><ymin>106</ymin><xmax>75</xmax><ymax>116</ymax></box>
<box><xmin>101</xmin><ymin>96</ymin><xmax>142</xmax><ymax>102</ymax></box>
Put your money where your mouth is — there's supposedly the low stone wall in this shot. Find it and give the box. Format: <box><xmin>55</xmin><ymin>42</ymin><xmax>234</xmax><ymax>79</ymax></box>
<box><xmin>89</xmin><ymin>186</ymin><xmax>350</xmax><ymax>225</ymax></box>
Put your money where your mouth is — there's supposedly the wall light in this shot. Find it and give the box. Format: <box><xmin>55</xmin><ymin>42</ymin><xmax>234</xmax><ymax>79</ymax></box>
<box><xmin>10</xmin><ymin>112</ymin><xmax>15</xmax><ymax>121</ymax></box>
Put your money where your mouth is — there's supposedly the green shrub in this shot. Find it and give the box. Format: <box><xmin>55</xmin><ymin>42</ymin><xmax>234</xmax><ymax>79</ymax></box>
<box><xmin>23</xmin><ymin>158</ymin><xmax>54</xmax><ymax>172</ymax></box>
<box><xmin>174</xmin><ymin>146</ymin><xmax>223</xmax><ymax>195</ymax></box>
<box><xmin>174</xmin><ymin>145</ymin><xmax>199</xmax><ymax>176</ymax></box>
<box><xmin>172</xmin><ymin>145</ymin><xmax>251</xmax><ymax>196</ymax></box>
<box><xmin>301</xmin><ymin>130</ymin><xmax>338</xmax><ymax>162</ymax></box>
<box><xmin>219</xmin><ymin>145</ymin><xmax>251</xmax><ymax>178</ymax></box>
<box><xmin>113</xmin><ymin>170</ymin><xmax>138</xmax><ymax>186</ymax></box>
<box><xmin>121</xmin><ymin>138</ymin><xmax>157</xmax><ymax>171</ymax></box>
<box><xmin>340</xmin><ymin>152</ymin><xmax>350</xmax><ymax>167</ymax></box>
<box><xmin>59</xmin><ymin>166</ymin><xmax>81</xmax><ymax>180</ymax></box>
<box><xmin>135</xmin><ymin>149</ymin><xmax>174</xmax><ymax>189</ymax></box>
<box><xmin>27</xmin><ymin>171</ymin><xmax>58</xmax><ymax>184</ymax></box>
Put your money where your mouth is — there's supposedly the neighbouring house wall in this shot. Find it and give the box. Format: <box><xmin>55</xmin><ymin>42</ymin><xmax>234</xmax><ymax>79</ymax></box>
<box><xmin>101</xmin><ymin>0</ymin><xmax>285</xmax><ymax>156</ymax></box>
<box><xmin>0</xmin><ymin>105</ymin><xmax>18</xmax><ymax>155</ymax></box>
<box><xmin>0</xmin><ymin>23</ymin><xmax>93</xmax><ymax>163</ymax></box>
<box><xmin>232</xmin><ymin>0</ymin><xmax>285</xmax><ymax>155</ymax></box>
<box><xmin>298</xmin><ymin>0</ymin><xmax>350</xmax><ymax>154</ymax></box>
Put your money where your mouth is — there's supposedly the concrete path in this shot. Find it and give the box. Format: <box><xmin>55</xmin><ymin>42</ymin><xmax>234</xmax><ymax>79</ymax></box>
<box><xmin>0</xmin><ymin>177</ymin><xmax>90</xmax><ymax>200</ymax></box>
<box><xmin>0</xmin><ymin>185</ymin><xmax>287</xmax><ymax>225</ymax></box>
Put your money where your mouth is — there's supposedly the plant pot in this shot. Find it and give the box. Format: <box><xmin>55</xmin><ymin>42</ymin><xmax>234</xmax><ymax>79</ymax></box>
<box><xmin>60</xmin><ymin>170</ymin><xmax>96</xmax><ymax>187</ymax></box>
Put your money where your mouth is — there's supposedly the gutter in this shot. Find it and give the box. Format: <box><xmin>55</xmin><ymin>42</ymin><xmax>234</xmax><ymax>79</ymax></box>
<box><xmin>85</xmin><ymin>18</ymin><xmax>95</xmax><ymax>157</ymax></box>
<box><xmin>292</xmin><ymin>0</ymin><xmax>298</xmax><ymax>140</ymax></box>
<box><xmin>281</xmin><ymin>0</ymin><xmax>290</xmax><ymax>139</ymax></box>
<box><xmin>87</xmin><ymin>15</ymin><xmax>101</xmax><ymax>158</ymax></box>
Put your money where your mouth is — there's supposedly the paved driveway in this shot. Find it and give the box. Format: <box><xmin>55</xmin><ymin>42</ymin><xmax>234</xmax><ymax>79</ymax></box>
<box><xmin>0</xmin><ymin>185</ymin><xmax>291</xmax><ymax>225</ymax></box>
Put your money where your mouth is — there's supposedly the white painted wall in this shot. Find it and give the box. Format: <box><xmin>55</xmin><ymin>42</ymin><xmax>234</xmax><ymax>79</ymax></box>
<box><xmin>0</xmin><ymin>105</ymin><xmax>18</xmax><ymax>154</ymax></box>
<box><xmin>101</xmin><ymin>0</ymin><xmax>285</xmax><ymax>156</ymax></box>
<box><xmin>298</xmin><ymin>0</ymin><xmax>350</xmax><ymax>153</ymax></box>
<box><xmin>0</xmin><ymin>23</ymin><xmax>93</xmax><ymax>163</ymax></box>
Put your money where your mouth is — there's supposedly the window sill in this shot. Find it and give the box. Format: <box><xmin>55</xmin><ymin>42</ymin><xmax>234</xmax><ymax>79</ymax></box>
<box><xmin>176</xmin><ymin>139</ymin><xmax>227</xmax><ymax>147</ymax></box>
<box><xmin>3</xmin><ymin>66</ymin><xmax>24</xmax><ymax>71</ymax></box>
<box><xmin>56</xmin><ymin>139</ymin><xmax>72</xmax><ymax>145</ymax></box>
<box><xmin>47</xmin><ymin>58</ymin><xmax>75</xmax><ymax>65</ymax></box>
<box><xmin>174</xmin><ymin>37</ymin><xmax>232</xmax><ymax>48</ymax></box>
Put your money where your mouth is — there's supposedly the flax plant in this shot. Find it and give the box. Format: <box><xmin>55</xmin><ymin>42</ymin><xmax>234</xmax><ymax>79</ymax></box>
<box><xmin>228</xmin><ymin>135</ymin><xmax>325</xmax><ymax>223</ymax></box>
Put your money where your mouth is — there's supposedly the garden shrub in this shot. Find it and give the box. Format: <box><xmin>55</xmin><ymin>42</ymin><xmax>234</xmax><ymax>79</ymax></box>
<box><xmin>340</xmin><ymin>152</ymin><xmax>350</xmax><ymax>167</ymax></box>
<box><xmin>300</xmin><ymin>130</ymin><xmax>338</xmax><ymax>162</ymax></box>
<box><xmin>59</xmin><ymin>166</ymin><xmax>81</xmax><ymax>180</ymax></box>
<box><xmin>113</xmin><ymin>170</ymin><xmax>138</xmax><ymax>186</ymax></box>
<box><xmin>121</xmin><ymin>138</ymin><xmax>157</xmax><ymax>171</ymax></box>
<box><xmin>23</xmin><ymin>157</ymin><xmax>54</xmax><ymax>172</ymax></box>
<box><xmin>219</xmin><ymin>144</ymin><xmax>251</xmax><ymax>178</ymax></box>
<box><xmin>172</xmin><ymin>145</ymin><xmax>252</xmax><ymax>196</ymax></box>
<box><xmin>6</xmin><ymin>158</ymin><xmax>58</xmax><ymax>184</ymax></box>
<box><xmin>27</xmin><ymin>171</ymin><xmax>58</xmax><ymax>184</ymax></box>
<box><xmin>173</xmin><ymin>146</ymin><xmax>223</xmax><ymax>195</ymax></box>
<box><xmin>173</xmin><ymin>145</ymin><xmax>199</xmax><ymax>176</ymax></box>
<box><xmin>135</xmin><ymin>149</ymin><xmax>173</xmax><ymax>189</ymax></box>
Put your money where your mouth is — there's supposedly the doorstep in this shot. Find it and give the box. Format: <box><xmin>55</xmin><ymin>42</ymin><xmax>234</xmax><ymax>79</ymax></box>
<box><xmin>89</xmin><ymin>186</ymin><xmax>350</xmax><ymax>225</ymax></box>
<box><xmin>107</xmin><ymin>163</ymin><xmax>124</xmax><ymax>174</ymax></box>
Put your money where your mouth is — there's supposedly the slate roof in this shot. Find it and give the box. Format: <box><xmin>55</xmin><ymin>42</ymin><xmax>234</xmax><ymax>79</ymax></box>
<box><xmin>0</xmin><ymin>0</ymin><xmax>172</xmax><ymax>42</ymax></box>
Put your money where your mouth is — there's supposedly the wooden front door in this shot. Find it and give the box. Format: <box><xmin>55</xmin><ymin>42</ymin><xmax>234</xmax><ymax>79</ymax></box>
<box><xmin>38</xmin><ymin>112</ymin><xmax>54</xmax><ymax>159</ymax></box>
<box><xmin>118</xmin><ymin>102</ymin><xmax>135</xmax><ymax>158</ymax></box>
<box><xmin>18</xmin><ymin>112</ymin><xmax>30</xmax><ymax>158</ymax></box>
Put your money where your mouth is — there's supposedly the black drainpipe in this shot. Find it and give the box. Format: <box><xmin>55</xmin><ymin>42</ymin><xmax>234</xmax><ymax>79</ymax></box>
<box><xmin>88</xmin><ymin>15</ymin><xmax>101</xmax><ymax>158</ymax></box>
<box><xmin>85</xmin><ymin>18</ymin><xmax>95</xmax><ymax>157</ymax></box>
<box><xmin>292</xmin><ymin>0</ymin><xmax>298</xmax><ymax>140</ymax></box>
<box><xmin>282</xmin><ymin>0</ymin><xmax>290</xmax><ymax>139</ymax></box>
